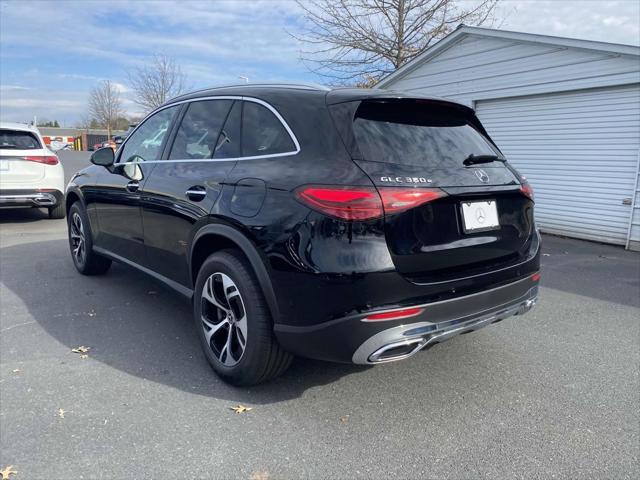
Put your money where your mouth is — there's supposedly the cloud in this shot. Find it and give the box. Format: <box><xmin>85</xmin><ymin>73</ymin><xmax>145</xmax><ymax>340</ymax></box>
<box><xmin>0</xmin><ymin>87</ymin><xmax>87</xmax><ymax>124</ymax></box>
<box><xmin>0</xmin><ymin>85</ymin><xmax>30</xmax><ymax>91</ymax></box>
<box><xmin>111</xmin><ymin>82</ymin><xmax>131</xmax><ymax>94</ymax></box>
<box><xmin>498</xmin><ymin>0</ymin><xmax>640</xmax><ymax>45</ymax></box>
<box><xmin>55</xmin><ymin>73</ymin><xmax>103</xmax><ymax>81</ymax></box>
<box><xmin>1</xmin><ymin>0</ymin><xmax>638</xmax><ymax>123</ymax></box>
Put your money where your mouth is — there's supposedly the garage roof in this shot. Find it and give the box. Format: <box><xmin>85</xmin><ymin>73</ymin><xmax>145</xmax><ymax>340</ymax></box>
<box><xmin>376</xmin><ymin>25</ymin><xmax>640</xmax><ymax>89</ymax></box>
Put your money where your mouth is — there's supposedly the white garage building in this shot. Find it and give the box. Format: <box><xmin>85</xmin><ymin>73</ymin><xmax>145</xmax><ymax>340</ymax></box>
<box><xmin>376</xmin><ymin>26</ymin><xmax>640</xmax><ymax>249</ymax></box>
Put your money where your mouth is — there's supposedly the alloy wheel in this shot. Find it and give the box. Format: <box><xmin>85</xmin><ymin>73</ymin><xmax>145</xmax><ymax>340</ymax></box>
<box><xmin>70</xmin><ymin>212</ymin><xmax>86</xmax><ymax>265</ymax></box>
<box><xmin>201</xmin><ymin>272</ymin><xmax>248</xmax><ymax>366</ymax></box>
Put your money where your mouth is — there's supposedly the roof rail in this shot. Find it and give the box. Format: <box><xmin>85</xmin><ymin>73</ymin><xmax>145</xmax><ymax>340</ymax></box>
<box><xmin>165</xmin><ymin>82</ymin><xmax>332</xmax><ymax>105</ymax></box>
<box><xmin>190</xmin><ymin>82</ymin><xmax>331</xmax><ymax>93</ymax></box>
<box><xmin>228</xmin><ymin>82</ymin><xmax>331</xmax><ymax>91</ymax></box>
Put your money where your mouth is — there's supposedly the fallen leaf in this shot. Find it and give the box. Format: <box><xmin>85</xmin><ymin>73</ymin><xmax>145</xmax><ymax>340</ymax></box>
<box><xmin>339</xmin><ymin>415</ymin><xmax>349</xmax><ymax>423</ymax></box>
<box><xmin>0</xmin><ymin>465</ymin><xmax>17</xmax><ymax>479</ymax></box>
<box><xmin>80</xmin><ymin>354</ymin><xmax>88</xmax><ymax>359</ymax></box>
<box><xmin>250</xmin><ymin>471</ymin><xmax>269</xmax><ymax>480</ymax></box>
<box><xmin>58</xmin><ymin>408</ymin><xmax>66</xmax><ymax>418</ymax></box>
<box><xmin>11</xmin><ymin>369</ymin><xmax>21</xmax><ymax>373</ymax></box>
<box><xmin>87</xmin><ymin>311</ymin><xmax>96</xmax><ymax>317</ymax></box>
<box><xmin>71</xmin><ymin>346</ymin><xmax>90</xmax><ymax>354</ymax></box>
<box><xmin>542</xmin><ymin>253</ymin><xmax>551</xmax><ymax>257</ymax></box>
<box><xmin>230</xmin><ymin>404</ymin><xmax>252</xmax><ymax>414</ymax></box>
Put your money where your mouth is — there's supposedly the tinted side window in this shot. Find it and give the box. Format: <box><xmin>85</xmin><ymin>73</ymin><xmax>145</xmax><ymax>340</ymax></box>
<box><xmin>242</xmin><ymin>102</ymin><xmax>295</xmax><ymax>157</ymax></box>
<box><xmin>214</xmin><ymin>100</ymin><xmax>241</xmax><ymax>159</ymax></box>
<box><xmin>169</xmin><ymin>100</ymin><xmax>233</xmax><ymax>160</ymax></box>
<box><xmin>119</xmin><ymin>106</ymin><xmax>178</xmax><ymax>163</ymax></box>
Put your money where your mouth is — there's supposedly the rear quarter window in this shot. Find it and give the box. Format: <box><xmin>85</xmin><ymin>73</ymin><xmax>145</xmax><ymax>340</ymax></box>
<box><xmin>242</xmin><ymin>102</ymin><xmax>296</xmax><ymax>157</ymax></box>
<box><xmin>0</xmin><ymin>129</ymin><xmax>41</xmax><ymax>150</ymax></box>
<box><xmin>352</xmin><ymin>101</ymin><xmax>501</xmax><ymax>167</ymax></box>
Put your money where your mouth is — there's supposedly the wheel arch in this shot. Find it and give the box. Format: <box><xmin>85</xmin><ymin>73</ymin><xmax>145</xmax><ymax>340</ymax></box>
<box><xmin>190</xmin><ymin>224</ymin><xmax>280</xmax><ymax>323</ymax></box>
<box><xmin>65</xmin><ymin>188</ymin><xmax>83</xmax><ymax>214</ymax></box>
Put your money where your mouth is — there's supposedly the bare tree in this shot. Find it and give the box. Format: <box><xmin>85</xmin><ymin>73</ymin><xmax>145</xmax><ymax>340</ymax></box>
<box><xmin>88</xmin><ymin>80</ymin><xmax>124</xmax><ymax>138</ymax></box>
<box><xmin>294</xmin><ymin>0</ymin><xmax>499</xmax><ymax>84</ymax></box>
<box><xmin>127</xmin><ymin>54</ymin><xmax>187</xmax><ymax>112</ymax></box>
<box><xmin>75</xmin><ymin>113</ymin><xmax>94</xmax><ymax>132</ymax></box>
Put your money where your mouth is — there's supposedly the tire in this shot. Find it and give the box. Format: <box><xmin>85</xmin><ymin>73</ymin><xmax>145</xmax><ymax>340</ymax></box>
<box><xmin>48</xmin><ymin>202</ymin><xmax>66</xmax><ymax>219</ymax></box>
<box><xmin>67</xmin><ymin>202</ymin><xmax>112</xmax><ymax>275</ymax></box>
<box><xmin>194</xmin><ymin>250</ymin><xmax>293</xmax><ymax>386</ymax></box>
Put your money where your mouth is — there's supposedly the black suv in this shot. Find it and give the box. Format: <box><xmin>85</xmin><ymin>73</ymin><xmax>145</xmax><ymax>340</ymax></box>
<box><xmin>66</xmin><ymin>84</ymin><xmax>540</xmax><ymax>385</ymax></box>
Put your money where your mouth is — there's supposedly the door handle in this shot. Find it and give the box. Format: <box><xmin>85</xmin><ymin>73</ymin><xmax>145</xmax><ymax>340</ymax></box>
<box><xmin>186</xmin><ymin>186</ymin><xmax>207</xmax><ymax>201</ymax></box>
<box><xmin>126</xmin><ymin>181</ymin><xmax>139</xmax><ymax>192</ymax></box>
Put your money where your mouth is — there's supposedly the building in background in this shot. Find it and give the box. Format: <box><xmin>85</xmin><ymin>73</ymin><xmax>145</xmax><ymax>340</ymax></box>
<box><xmin>376</xmin><ymin>26</ymin><xmax>640</xmax><ymax>250</ymax></box>
<box><xmin>38</xmin><ymin>126</ymin><xmax>124</xmax><ymax>151</ymax></box>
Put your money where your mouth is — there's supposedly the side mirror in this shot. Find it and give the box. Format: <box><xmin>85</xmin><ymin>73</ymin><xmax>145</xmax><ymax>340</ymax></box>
<box><xmin>90</xmin><ymin>146</ymin><xmax>115</xmax><ymax>167</ymax></box>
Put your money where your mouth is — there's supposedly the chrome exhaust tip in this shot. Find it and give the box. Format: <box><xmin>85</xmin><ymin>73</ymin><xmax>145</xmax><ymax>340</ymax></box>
<box><xmin>33</xmin><ymin>193</ymin><xmax>56</xmax><ymax>206</ymax></box>
<box><xmin>517</xmin><ymin>298</ymin><xmax>536</xmax><ymax>315</ymax></box>
<box><xmin>368</xmin><ymin>338</ymin><xmax>426</xmax><ymax>363</ymax></box>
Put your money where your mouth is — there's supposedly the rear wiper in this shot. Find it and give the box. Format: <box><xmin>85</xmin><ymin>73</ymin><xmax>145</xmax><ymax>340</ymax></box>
<box><xmin>463</xmin><ymin>154</ymin><xmax>505</xmax><ymax>166</ymax></box>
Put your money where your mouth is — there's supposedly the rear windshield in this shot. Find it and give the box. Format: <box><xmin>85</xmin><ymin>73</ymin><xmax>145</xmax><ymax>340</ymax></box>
<box><xmin>352</xmin><ymin>101</ymin><xmax>501</xmax><ymax>167</ymax></box>
<box><xmin>0</xmin><ymin>129</ymin><xmax>41</xmax><ymax>150</ymax></box>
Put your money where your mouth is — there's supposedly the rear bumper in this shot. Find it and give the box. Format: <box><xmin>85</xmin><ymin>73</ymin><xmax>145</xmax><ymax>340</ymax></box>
<box><xmin>275</xmin><ymin>274</ymin><xmax>538</xmax><ymax>364</ymax></box>
<box><xmin>0</xmin><ymin>189</ymin><xmax>63</xmax><ymax>207</ymax></box>
<box><xmin>353</xmin><ymin>280</ymin><xmax>537</xmax><ymax>364</ymax></box>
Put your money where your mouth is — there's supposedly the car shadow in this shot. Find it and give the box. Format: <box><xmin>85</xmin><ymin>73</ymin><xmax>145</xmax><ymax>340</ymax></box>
<box><xmin>0</xmin><ymin>207</ymin><xmax>51</xmax><ymax>223</ymax></box>
<box><xmin>1</xmin><ymin>238</ymin><xmax>370</xmax><ymax>403</ymax></box>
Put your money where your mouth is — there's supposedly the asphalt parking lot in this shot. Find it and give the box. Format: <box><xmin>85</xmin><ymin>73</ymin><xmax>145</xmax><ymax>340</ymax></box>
<box><xmin>1</xmin><ymin>152</ymin><xmax>639</xmax><ymax>479</ymax></box>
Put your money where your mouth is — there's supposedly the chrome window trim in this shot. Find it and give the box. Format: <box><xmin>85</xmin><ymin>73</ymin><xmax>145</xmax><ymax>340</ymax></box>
<box><xmin>116</xmin><ymin>96</ymin><xmax>300</xmax><ymax>165</ymax></box>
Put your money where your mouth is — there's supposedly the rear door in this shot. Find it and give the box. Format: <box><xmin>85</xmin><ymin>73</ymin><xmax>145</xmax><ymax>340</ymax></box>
<box><xmin>92</xmin><ymin>105</ymin><xmax>180</xmax><ymax>262</ymax></box>
<box><xmin>140</xmin><ymin>98</ymin><xmax>240</xmax><ymax>287</ymax></box>
<box><xmin>331</xmin><ymin>99</ymin><xmax>535</xmax><ymax>282</ymax></box>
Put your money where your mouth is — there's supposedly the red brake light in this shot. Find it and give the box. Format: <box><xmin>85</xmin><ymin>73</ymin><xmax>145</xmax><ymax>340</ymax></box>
<box><xmin>520</xmin><ymin>181</ymin><xmax>534</xmax><ymax>201</ymax></box>
<box><xmin>379</xmin><ymin>188</ymin><xmax>447</xmax><ymax>214</ymax></box>
<box><xmin>365</xmin><ymin>307</ymin><xmax>424</xmax><ymax>322</ymax></box>
<box><xmin>295</xmin><ymin>186</ymin><xmax>383</xmax><ymax>221</ymax></box>
<box><xmin>295</xmin><ymin>185</ymin><xmax>447</xmax><ymax>221</ymax></box>
<box><xmin>23</xmin><ymin>155</ymin><xmax>59</xmax><ymax>165</ymax></box>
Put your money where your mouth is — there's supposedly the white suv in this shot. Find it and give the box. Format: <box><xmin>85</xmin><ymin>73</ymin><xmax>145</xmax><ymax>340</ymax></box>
<box><xmin>0</xmin><ymin>122</ymin><xmax>65</xmax><ymax>218</ymax></box>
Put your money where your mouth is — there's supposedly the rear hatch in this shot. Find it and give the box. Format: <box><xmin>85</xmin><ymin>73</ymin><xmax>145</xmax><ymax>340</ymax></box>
<box><xmin>0</xmin><ymin>129</ymin><xmax>47</xmax><ymax>184</ymax></box>
<box><xmin>330</xmin><ymin>98</ymin><xmax>535</xmax><ymax>283</ymax></box>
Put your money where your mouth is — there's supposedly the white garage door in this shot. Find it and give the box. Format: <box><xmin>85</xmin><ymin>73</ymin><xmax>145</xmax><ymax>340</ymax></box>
<box><xmin>477</xmin><ymin>84</ymin><xmax>640</xmax><ymax>245</ymax></box>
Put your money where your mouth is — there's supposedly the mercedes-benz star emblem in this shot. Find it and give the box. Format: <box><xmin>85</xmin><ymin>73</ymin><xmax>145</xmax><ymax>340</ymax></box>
<box><xmin>475</xmin><ymin>169</ymin><xmax>490</xmax><ymax>183</ymax></box>
<box><xmin>475</xmin><ymin>207</ymin><xmax>486</xmax><ymax>223</ymax></box>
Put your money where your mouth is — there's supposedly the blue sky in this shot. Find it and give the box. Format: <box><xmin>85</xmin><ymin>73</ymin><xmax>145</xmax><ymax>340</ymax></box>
<box><xmin>1</xmin><ymin>0</ymin><xmax>639</xmax><ymax>125</ymax></box>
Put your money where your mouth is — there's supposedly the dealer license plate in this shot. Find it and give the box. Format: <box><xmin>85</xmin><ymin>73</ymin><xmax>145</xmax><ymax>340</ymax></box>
<box><xmin>461</xmin><ymin>200</ymin><xmax>499</xmax><ymax>232</ymax></box>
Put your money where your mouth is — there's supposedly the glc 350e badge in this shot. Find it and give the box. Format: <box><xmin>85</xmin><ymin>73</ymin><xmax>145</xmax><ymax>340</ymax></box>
<box><xmin>380</xmin><ymin>176</ymin><xmax>432</xmax><ymax>184</ymax></box>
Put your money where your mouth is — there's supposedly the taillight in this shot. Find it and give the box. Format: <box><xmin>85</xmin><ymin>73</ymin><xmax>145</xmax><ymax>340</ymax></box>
<box><xmin>23</xmin><ymin>155</ymin><xmax>59</xmax><ymax>165</ymax></box>
<box><xmin>295</xmin><ymin>185</ymin><xmax>447</xmax><ymax>221</ymax></box>
<box><xmin>531</xmin><ymin>272</ymin><xmax>541</xmax><ymax>282</ymax></box>
<box><xmin>520</xmin><ymin>181</ymin><xmax>534</xmax><ymax>201</ymax></box>
<box><xmin>295</xmin><ymin>186</ymin><xmax>383</xmax><ymax>221</ymax></box>
<box><xmin>379</xmin><ymin>188</ymin><xmax>447</xmax><ymax>214</ymax></box>
<box><xmin>364</xmin><ymin>307</ymin><xmax>424</xmax><ymax>322</ymax></box>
